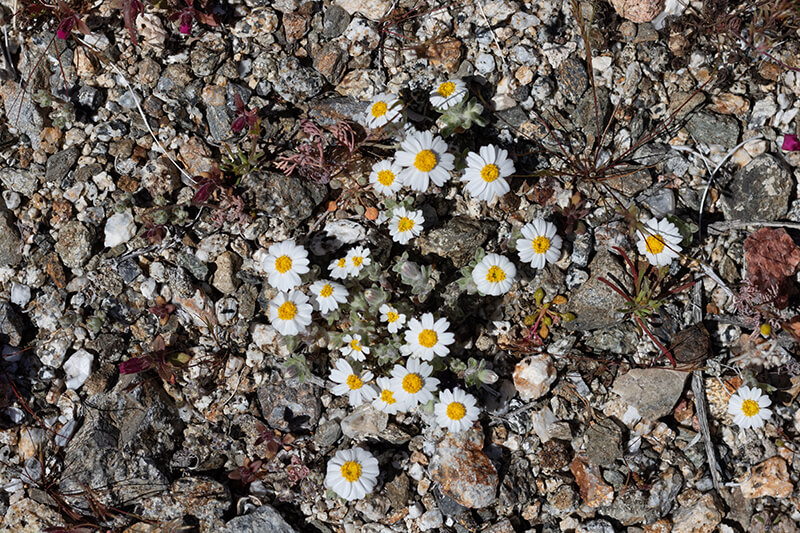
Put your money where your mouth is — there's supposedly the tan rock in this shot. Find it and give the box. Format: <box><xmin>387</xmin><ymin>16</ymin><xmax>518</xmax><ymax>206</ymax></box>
<box><xmin>430</xmin><ymin>426</ymin><xmax>498</xmax><ymax>508</ymax></box>
<box><xmin>740</xmin><ymin>457</ymin><xmax>793</xmax><ymax>499</ymax></box>
<box><xmin>570</xmin><ymin>456</ymin><xmax>614</xmax><ymax>508</ymax></box>
<box><xmin>609</xmin><ymin>0</ymin><xmax>664</xmax><ymax>23</ymax></box>
<box><xmin>672</xmin><ymin>489</ymin><xmax>723</xmax><ymax>533</ymax></box>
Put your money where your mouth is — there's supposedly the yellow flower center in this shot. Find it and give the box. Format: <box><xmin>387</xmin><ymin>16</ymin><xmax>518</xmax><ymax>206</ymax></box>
<box><xmin>350</xmin><ymin>339</ymin><xmax>362</xmax><ymax>352</ymax></box>
<box><xmin>645</xmin><ymin>234</ymin><xmax>666</xmax><ymax>254</ymax></box>
<box><xmin>320</xmin><ymin>284</ymin><xmax>334</xmax><ymax>298</ymax></box>
<box><xmin>446</xmin><ymin>401</ymin><xmax>466</xmax><ymax>420</ymax></box>
<box><xmin>486</xmin><ymin>265</ymin><xmax>506</xmax><ymax>283</ymax></box>
<box><xmin>275</xmin><ymin>255</ymin><xmax>292</xmax><ymax>273</ymax></box>
<box><xmin>352</xmin><ymin>256</ymin><xmax>364</xmax><ymax>267</ymax></box>
<box><xmin>371</xmin><ymin>101</ymin><xmax>388</xmax><ymax>118</ymax></box>
<box><xmin>480</xmin><ymin>164</ymin><xmax>500</xmax><ymax>182</ymax></box>
<box><xmin>418</xmin><ymin>329</ymin><xmax>438</xmax><ymax>348</ymax></box>
<box><xmin>532</xmin><ymin>236</ymin><xmax>551</xmax><ymax>254</ymax></box>
<box><xmin>760</xmin><ymin>323</ymin><xmax>772</xmax><ymax>336</ymax></box>
<box><xmin>437</xmin><ymin>81</ymin><xmax>456</xmax><ymax>97</ymax></box>
<box><xmin>386</xmin><ymin>311</ymin><xmax>399</xmax><ymax>323</ymax></box>
<box><xmin>377</xmin><ymin>169</ymin><xmax>396</xmax><ymax>186</ymax></box>
<box><xmin>340</xmin><ymin>461</ymin><xmax>362</xmax><ymax>482</ymax></box>
<box><xmin>277</xmin><ymin>301</ymin><xmax>297</xmax><ymax>321</ymax></box>
<box><xmin>741</xmin><ymin>399</ymin><xmax>760</xmax><ymax>417</ymax></box>
<box><xmin>380</xmin><ymin>389</ymin><xmax>396</xmax><ymax>404</ymax></box>
<box><xmin>337</xmin><ymin>258</ymin><xmax>346</xmax><ymax>268</ymax></box>
<box><xmin>346</xmin><ymin>374</ymin><xmax>363</xmax><ymax>390</ymax></box>
<box><xmin>414</xmin><ymin>150</ymin><xmax>437</xmax><ymax>172</ymax></box>
<box><xmin>398</xmin><ymin>217</ymin><xmax>415</xmax><ymax>232</ymax></box>
<box><xmin>402</xmin><ymin>373</ymin><xmax>423</xmax><ymax>393</ymax></box>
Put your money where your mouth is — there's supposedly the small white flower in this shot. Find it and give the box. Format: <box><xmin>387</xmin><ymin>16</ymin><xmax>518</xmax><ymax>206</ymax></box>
<box><xmin>636</xmin><ymin>218</ymin><xmax>682</xmax><ymax>267</ymax></box>
<box><xmin>325</xmin><ymin>447</ymin><xmax>380</xmax><ymax>501</ymax></box>
<box><xmin>435</xmin><ymin>388</ymin><xmax>480</xmax><ymax>433</ymax></box>
<box><xmin>472</xmin><ymin>253</ymin><xmax>516</xmax><ymax>296</ymax></box>
<box><xmin>516</xmin><ymin>219</ymin><xmax>562</xmax><ymax>269</ymax></box>
<box><xmin>388</xmin><ymin>206</ymin><xmax>424</xmax><ymax>245</ymax></box>
<box><xmin>346</xmin><ymin>246</ymin><xmax>372</xmax><ymax>276</ymax></box>
<box><xmin>727</xmin><ymin>385</ymin><xmax>772</xmax><ymax>430</ymax></box>
<box><xmin>390</xmin><ymin>358</ymin><xmax>440</xmax><ymax>408</ymax></box>
<box><xmin>402</xmin><ymin>313</ymin><xmax>455</xmax><ymax>361</ymax></box>
<box><xmin>329</xmin><ymin>359</ymin><xmax>377</xmax><ymax>407</ymax></box>
<box><xmin>379</xmin><ymin>303</ymin><xmax>407</xmax><ymax>334</ymax></box>
<box><xmin>430</xmin><ymin>79</ymin><xmax>468</xmax><ymax>110</ymax></box>
<box><xmin>262</xmin><ymin>240</ymin><xmax>310</xmax><ymax>291</ymax></box>
<box><xmin>372</xmin><ymin>377</ymin><xmax>407</xmax><ymax>415</ymax></box>
<box><xmin>369</xmin><ymin>159</ymin><xmax>404</xmax><ymax>196</ymax></box>
<box><xmin>365</xmin><ymin>93</ymin><xmax>403</xmax><ymax>130</ymax></box>
<box><xmin>309</xmin><ymin>280</ymin><xmax>348</xmax><ymax>314</ymax></box>
<box><xmin>461</xmin><ymin>145</ymin><xmax>515</xmax><ymax>202</ymax></box>
<box><xmin>395</xmin><ymin>130</ymin><xmax>455</xmax><ymax>192</ymax></box>
<box><xmin>328</xmin><ymin>256</ymin><xmax>350</xmax><ymax>279</ymax></box>
<box><xmin>340</xmin><ymin>333</ymin><xmax>370</xmax><ymax>361</ymax></box>
<box><xmin>268</xmin><ymin>290</ymin><xmax>313</xmax><ymax>336</ymax></box>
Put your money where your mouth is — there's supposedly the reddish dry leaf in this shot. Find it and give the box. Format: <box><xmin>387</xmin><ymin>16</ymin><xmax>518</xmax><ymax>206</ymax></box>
<box><xmin>364</xmin><ymin>207</ymin><xmax>379</xmax><ymax>220</ymax></box>
<box><xmin>744</xmin><ymin>227</ymin><xmax>800</xmax><ymax>308</ymax></box>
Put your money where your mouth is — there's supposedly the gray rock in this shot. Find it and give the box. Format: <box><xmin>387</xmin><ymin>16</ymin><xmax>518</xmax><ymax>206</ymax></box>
<box><xmin>117</xmin><ymin>258</ymin><xmax>142</xmax><ymax>284</ymax></box>
<box><xmin>418</xmin><ymin>216</ymin><xmax>497</xmax><ymax>268</ymax></box>
<box><xmin>213</xmin><ymin>251</ymin><xmax>241</xmax><ymax>295</ymax></box>
<box><xmin>576</xmin><ymin>519</ymin><xmax>616</xmax><ymax>533</ymax></box>
<box><xmin>240</xmin><ymin>172</ymin><xmax>326</xmax><ymax>230</ymax></box>
<box><xmin>555</xmin><ymin>56</ymin><xmax>588</xmax><ymax>102</ymax></box>
<box><xmin>566</xmin><ymin>250</ymin><xmax>630</xmax><ymax>331</ymax></box>
<box><xmin>602</xmin><ymin>488</ymin><xmax>655</xmax><ymax>525</ymax></box>
<box><xmin>257</xmin><ymin>372</ymin><xmax>322</xmax><ymax>431</ymax></box>
<box><xmin>76</xmin><ymin>85</ymin><xmax>103</xmax><ymax>111</ymax></box>
<box><xmin>570</xmin><ymin>230</ymin><xmax>593</xmax><ymax>268</ymax></box>
<box><xmin>178</xmin><ymin>252</ymin><xmax>209</xmax><ymax>281</ymax></box>
<box><xmin>0</xmin><ymin>167</ymin><xmax>39</xmax><ymax>196</ymax></box>
<box><xmin>671</xmin><ymin>490</ymin><xmax>723</xmax><ymax>533</ymax></box>
<box><xmin>719</xmin><ymin>154</ymin><xmax>792</xmax><ymax>222</ymax></box>
<box><xmin>309</xmin><ymin>96</ymin><xmax>365</xmax><ymax>127</ymax></box>
<box><xmin>0</xmin><ymin>82</ymin><xmax>44</xmax><ymax>150</ymax></box>
<box><xmin>605</xmin><ymin>169</ymin><xmax>652</xmax><ymax>197</ymax></box>
<box><xmin>612</xmin><ymin>368</ymin><xmax>688</xmax><ymax>421</ymax></box>
<box><xmin>340</xmin><ymin>404</ymin><xmax>388</xmax><ymax>439</ymax></box>
<box><xmin>0</xmin><ymin>301</ymin><xmax>26</xmax><ymax>346</ymax></box>
<box><xmin>642</xmin><ymin>188</ymin><xmax>676</xmax><ymax>217</ymax></box>
<box><xmin>55</xmin><ymin>220</ymin><xmax>93</xmax><ymax>269</ymax></box>
<box><xmin>429</xmin><ymin>427</ymin><xmax>498</xmax><ymax>509</ymax></box>
<box><xmin>191</xmin><ymin>46</ymin><xmax>223</xmax><ymax>77</ymax></box>
<box><xmin>647</xmin><ymin>467</ymin><xmax>683</xmax><ymax>517</ymax></box>
<box><xmin>685</xmin><ymin>111</ymin><xmax>740</xmax><ymax>150</ymax></box>
<box><xmin>206</xmin><ymin>104</ymin><xmax>232</xmax><ymax>142</ymax></box>
<box><xmin>323</xmin><ymin>5</ymin><xmax>351</xmax><ymax>39</ymax></box>
<box><xmin>220</xmin><ymin>504</ymin><xmax>297</xmax><ymax>533</ymax></box>
<box><xmin>585</xmin><ymin>418</ymin><xmax>623</xmax><ymax>467</ymax></box>
<box><xmin>45</xmin><ymin>147</ymin><xmax>79</xmax><ymax>184</ymax></box>
<box><xmin>273</xmin><ymin>57</ymin><xmax>325</xmax><ymax>104</ymax></box>
<box><xmin>313</xmin><ymin>419</ymin><xmax>341</xmax><ymax>448</ymax></box>
<box><xmin>0</xmin><ymin>213</ymin><xmax>22</xmax><ymax>267</ymax></box>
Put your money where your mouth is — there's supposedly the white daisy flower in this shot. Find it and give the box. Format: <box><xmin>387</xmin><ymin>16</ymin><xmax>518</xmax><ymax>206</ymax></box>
<box><xmin>379</xmin><ymin>303</ymin><xmax>407</xmax><ymax>334</ymax></box>
<box><xmin>340</xmin><ymin>333</ymin><xmax>369</xmax><ymax>361</ymax></box>
<box><xmin>402</xmin><ymin>312</ymin><xmax>456</xmax><ymax>361</ymax></box>
<box><xmin>472</xmin><ymin>253</ymin><xmax>516</xmax><ymax>296</ymax></box>
<box><xmin>388</xmin><ymin>206</ymin><xmax>424</xmax><ymax>245</ymax></box>
<box><xmin>346</xmin><ymin>246</ymin><xmax>372</xmax><ymax>276</ymax></box>
<box><xmin>328</xmin><ymin>256</ymin><xmax>350</xmax><ymax>280</ymax></box>
<box><xmin>365</xmin><ymin>93</ymin><xmax>403</xmax><ymax>130</ymax></box>
<box><xmin>727</xmin><ymin>385</ymin><xmax>772</xmax><ymax>430</ymax></box>
<box><xmin>516</xmin><ymin>219</ymin><xmax>562</xmax><ymax>269</ymax></box>
<box><xmin>395</xmin><ymin>130</ymin><xmax>455</xmax><ymax>192</ymax></box>
<box><xmin>268</xmin><ymin>290</ymin><xmax>313</xmax><ymax>336</ymax></box>
<box><xmin>309</xmin><ymin>280</ymin><xmax>348</xmax><ymax>314</ymax></box>
<box><xmin>390</xmin><ymin>358</ymin><xmax>440</xmax><ymax>408</ymax></box>
<box><xmin>435</xmin><ymin>388</ymin><xmax>480</xmax><ymax>433</ymax></box>
<box><xmin>325</xmin><ymin>447</ymin><xmax>380</xmax><ymax>501</ymax></box>
<box><xmin>262</xmin><ymin>240</ymin><xmax>310</xmax><ymax>292</ymax></box>
<box><xmin>430</xmin><ymin>79</ymin><xmax>468</xmax><ymax>111</ymax></box>
<box><xmin>372</xmin><ymin>377</ymin><xmax>407</xmax><ymax>415</ymax></box>
<box><xmin>636</xmin><ymin>218</ymin><xmax>682</xmax><ymax>267</ymax></box>
<box><xmin>461</xmin><ymin>145</ymin><xmax>515</xmax><ymax>202</ymax></box>
<box><xmin>329</xmin><ymin>359</ymin><xmax>377</xmax><ymax>407</ymax></box>
<box><xmin>369</xmin><ymin>159</ymin><xmax>403</xmax><ymax>196</ymax></box>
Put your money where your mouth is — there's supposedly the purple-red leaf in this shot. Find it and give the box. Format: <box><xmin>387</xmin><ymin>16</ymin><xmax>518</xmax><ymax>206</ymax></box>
<box><xmin>122</xmin><ymin>0</ymin><xmax>144</xmax><ymax>46</ymax></box>
<box><xmin>782</xmin><ymin>134</ymin><xmax>800</xmax><ymax>151</ymax></box>
<box><xmin>119</xmin><ymin>356</ymin><xmax>153</xmax><ymax>374</ymax></box>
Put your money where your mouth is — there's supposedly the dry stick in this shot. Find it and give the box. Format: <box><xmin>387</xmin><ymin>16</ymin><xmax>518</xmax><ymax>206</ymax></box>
<box><xmin>707</xmin><ymin>220</ymin><xmax>800</xmax><ymax>234</ymax></box>
<box><xmin>689</xmin><ymin>281</ymin><xmax>724</xmax><ymax>492</ymax></box>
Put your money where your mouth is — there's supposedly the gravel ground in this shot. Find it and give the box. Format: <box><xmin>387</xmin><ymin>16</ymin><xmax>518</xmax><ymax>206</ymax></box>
<box><xmin>2</xmin><ymin>0</ymin><xmax>800</xmax><ymax>532</ymax></box>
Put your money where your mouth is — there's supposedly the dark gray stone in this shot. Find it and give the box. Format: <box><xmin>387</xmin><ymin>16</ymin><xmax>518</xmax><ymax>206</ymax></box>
<box><xmin>178</xmin><ymin>252</ymin><xmax>209</xmax><ymax>281</ymax></box>
<box><xmin>685</xmin><ymin>111</ymin><xmax>740</xmax><ymax>150</ymax></box>
<box><xmin>45</xmin><ymin>147</ymin><xmax>79</xmax><ymax>184</ymax></box>
<box><xmin>240</xmin><ymin>172</ymin><xmax>326</xmax><ymax>230</ymax></box>
<box><xmin>576</xmin><ymin>519</ymin><xmax>615</xmax><ymax>533</ymax></box>
<box><xmin>257</xmin><ymin>372</ymin><xmax>322</xmax><ymax>431</ymax></box>
<box><xmin>309</xmin><ymin>96</ymin><xmax>365</xmax><ymax>127</ymax></box>
<box><xmin>273</xmin><ymin>57</ymin><xmax>325</xmax><ymax>104</ymax></box>
<box><xmin>0</xmin><ymin>300</ymin><xmax>26</xmax><ymax>345</ymax></box>
<box><xmin>220</xmin><ymin>504</ymin><xmax>297</xmax><ymax>533</ymax></box>
<box><xmin>566</xmin><ymin>250</ymin><xmax>630</xmax><ymax>331</ymax></box>
<box><xmin>555</xmin><ymin>56</ymin><xmax>588</xmax><ymax>102</ymax></box>
<box><xmin>206</xmin><ymin>104</ymin><xmax>233</xmax><ymax>142</ymax></box>
<box><xmin>54</xmin><ymin>220</ymin><xmax>93</xmax><ymax>269</ymax></box>
<box><xmin>191</xmin><ymin>46</ymin><xmax>223</xmax><ymax>78</ymax></box>
<box><xmin>612</xmin><ymin>368</ymin><xmax>688</xmax><ymax>420</ymax></box>
<box><xmin>719</xmin><ymin>154</ymin><xmax>792</xmax><ymax>221</ymax></box>
<box><xmin>418</xmin><ymin>216</ymin><xmax>497</xmax><ymax>268</ymax></box>
<box><xmin>602</xmin><ymin>488</ymin><xmax>656</xmax><ymax>525</ymax></box>
<box><xmin>0</xmin><ymin>82</ymin><xmax>44</xmax><ymax>150</ymax></box>
<box><xmin>117</xmin><ymin>258</ymin><xmax>142</xmax><ymax>284</ymax></box>
<box><xmin>323</xmin><ymin>5</ymin><xmax>351</xmax><ymax>38</ymax></box>
<box><xmin>585</xmin><ymin>418</ymin><xmax>623</xmax><ymax>467</ymax></box>
<box><xmin>0</xmin><ymin>167</ymin><xmax>39</xmax><ymax>196</ymax></box>
<box><xmin>647</xmin><ymin>467</ymin><xmax>683</xmax><ymax>517</ymax></box>
<box><xmin>0</xmin><ymin>212</ymin><xmax>22</xmax><ymax>267</ymax></box>
<box><xmin>76</xmin><ymin>85</ymin><xmax>103</xmax><ymax>111</ymax></box>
